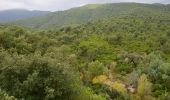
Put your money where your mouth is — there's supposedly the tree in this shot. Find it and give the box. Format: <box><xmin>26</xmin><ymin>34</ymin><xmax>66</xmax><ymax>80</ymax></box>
<box><xmin>111</xmin><ymin>81</ymin><xmax>127</xmax><ymax>94</ymax></box>
<box><xmin>86</xmin><ymin>61</ymin><xmax>107</xmax><ymax>80</ymax></box>
<box><xmin>146</xmin><ymin>53</ymin><xmax>170</xmax><ymax>96</ymax></box>
<box><xmin>137</xmin><ymin>74</ymin><xmax>152</xmax><ymax>99</ymax></box>
<box><xmin>0</xmin><ymin>91</ymin><xmax>17</xmax><ymax>100</ymax></box>
<box><xmin>107</xmin><ymin>33</ymin><xmax>123</xmax><ymax>45</ymax></box>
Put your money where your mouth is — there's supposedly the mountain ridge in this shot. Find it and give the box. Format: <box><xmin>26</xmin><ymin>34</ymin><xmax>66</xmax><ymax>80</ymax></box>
<box><xmin>8</xmin><ymin>3</ymin><xmax>170</xmax><ymax>29</ymax></box>
<box><xmin>0</xmin><ymin>9</ymin><xmax>50</xmax><ymax>23</ymax></box>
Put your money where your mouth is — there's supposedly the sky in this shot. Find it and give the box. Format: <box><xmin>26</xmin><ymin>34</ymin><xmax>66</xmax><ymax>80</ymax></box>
<box><xmin>0</xmin><ymin>0</ymin><xmax>170</xmax><ymax>11</ymax></box>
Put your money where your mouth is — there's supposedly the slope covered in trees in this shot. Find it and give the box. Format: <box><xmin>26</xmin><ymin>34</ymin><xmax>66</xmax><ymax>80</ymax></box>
<box><xmin>10</xmin><ymin>3</ymin><xmax>170</xmax><ymax>30</ymax></box>
<box><xmin>0</xmin><ymin>2</ymin><xmax>170</xmax><ymax>100</ymax></box>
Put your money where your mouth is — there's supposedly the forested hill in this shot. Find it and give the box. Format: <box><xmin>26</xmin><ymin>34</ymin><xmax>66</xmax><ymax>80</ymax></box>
<box><xmin>10</xmin><ymin>3</ymin><xmax>170</xmax><ymax>30</ymax></box>
<box><xmin>0</xmin><ymin>2</ymin><xmax>170</xmax><ymax>100</ymax></box>
<box><xmin>0</xmin><ymin>9</ymin><xmax>50</xmax><ymax>23</ymax></box>
<box><xmin>0</xmin><ymin>8</ymin><xmax>170</xmax><ymax>99</ymax></box>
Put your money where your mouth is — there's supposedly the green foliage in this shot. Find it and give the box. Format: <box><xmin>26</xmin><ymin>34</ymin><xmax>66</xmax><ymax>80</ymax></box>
<box><xmin>0</xmin><ymin>26</ymin><xmax>105</xmax><ymax>99</ymax></box>
<box><xmin>107</xmin><ymin>33</ymin><xmax>123</xmax><ymax>45</ymax></box>
<box><xmin>77</xmin><ymin>35</ymin><xmax>114</xmax><ymax>63</ymax></box>
<box><xmin>0</xmin><ymin>48</ymin><xmax>80</xmax><ymax>99</ymax></box>
<box><xmin>0</xmin><ymin>3</ymin><xmax>170</xmax><ymax>99</ymax></box>
<box><xmin>145</xmin><ymin>53</ymin><xmax>170</xmax><ymax>96</ymax></box>
<box><xmin>86</xmin><ymin>61</ymin><xmax>108</xmax><ymax>80</ymax></box>
<box><xmin>0</xmin><ymin>91</ymin><xmax>17</xmax><ymax>100</ymax></box>
<box><xmin>137</xmin><ymin>74</ymin><xmax>152</xmax><ymax>99</ymax></box>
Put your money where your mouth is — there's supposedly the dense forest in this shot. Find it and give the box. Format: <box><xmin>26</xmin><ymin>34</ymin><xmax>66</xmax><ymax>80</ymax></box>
<box><xmin>0</xmin><ymin>3</ymin><xmax>170</xmax><ymax>100</ymax></box>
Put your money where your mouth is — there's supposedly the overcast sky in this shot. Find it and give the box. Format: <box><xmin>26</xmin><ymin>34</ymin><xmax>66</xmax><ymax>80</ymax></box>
<box><xmin>0</xmin><ymin>0</ymin><xmax>170</xmax><ymax>11</ymax></box>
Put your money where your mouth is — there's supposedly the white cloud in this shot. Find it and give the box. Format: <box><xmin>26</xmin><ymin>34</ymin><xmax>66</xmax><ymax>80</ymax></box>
<box><xmin>0</xmin><ymin>0</ymin><xmax>169</xmax><ymax>11</ymax></box>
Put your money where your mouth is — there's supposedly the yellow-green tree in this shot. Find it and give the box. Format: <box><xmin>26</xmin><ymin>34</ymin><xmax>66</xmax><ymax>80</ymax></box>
<box><xmin>137</xmin><ymin>74</ymin><xmax>153</xmax><ymax>100</ymax></box>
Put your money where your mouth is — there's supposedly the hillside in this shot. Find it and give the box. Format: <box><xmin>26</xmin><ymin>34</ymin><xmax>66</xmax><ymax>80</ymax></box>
<box><xmin>10</xmin><ymin>3</ymin><xmax>170</xmax><ymax>29</ymax></box>
<box><xmin>0</xmin><ymin>9</ymin><xmax>50</xmax><ymax>23</ymax></box>
<box><xmin>0</xmin><ymin>4</ymin><xmax>170</xmax><ymax>99</ymax></box>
